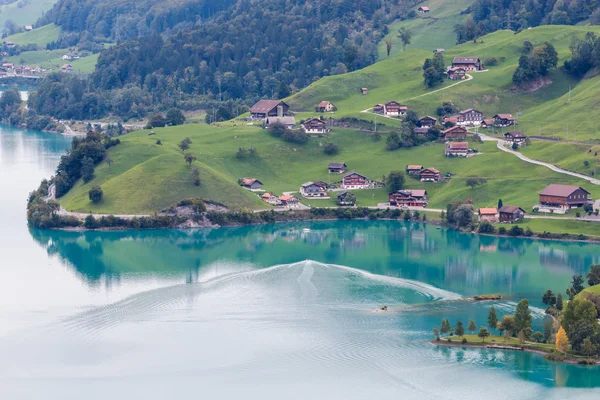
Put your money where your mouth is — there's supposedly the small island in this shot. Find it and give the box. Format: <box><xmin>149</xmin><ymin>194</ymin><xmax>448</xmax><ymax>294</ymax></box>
<box><xmin>432</xmin><ymin>272</ymin><xmax>600</xmax><ymax>365</ymax></box>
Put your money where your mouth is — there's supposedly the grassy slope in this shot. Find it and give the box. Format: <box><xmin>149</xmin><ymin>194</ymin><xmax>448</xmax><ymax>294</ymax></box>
<box><xmin>377</xmin><ymin>0</ymin><xmax>472</xmax><ymax>57</ymax></box>
<box><xmin>60</xmin><ymin>124</ymin><xmax>597</xmax><ymax>217</ymax></box>
<box><xmin>521</xmin><ymin>142</ymin><xmax>600</xmax><ymax>177</ymax></box>
<box><xmin>5</xmin><ymin>23</ymin><xmax>60</xmax><ymax>46</ymax></box>
<box><xmin>0</xmin><ymin>0</ymin><xmax>56</xmax><ymax>29</ymax></box>
<box><xmin>7</xmin><ymin>50</ymin><xmax>99</xmax><ymax>74</ymax></box>
<box><xmin>581</xmin><ymin>284</ymin><xmax>600</xmax><ymax>296</ymax></box>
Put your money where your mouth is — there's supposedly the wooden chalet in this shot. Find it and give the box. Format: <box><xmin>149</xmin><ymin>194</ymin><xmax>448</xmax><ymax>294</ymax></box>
<box><xmin>418</xmin><ymin>6</ymin><xmax>430</xmax><ymax>13</ymax></box>
<box><xmin>240</xmin><ymin>178</ymin><xmax>263</xmax><ymax>190</ymax></box>
<box><xmin>493</xmin><ymin>114</ymin><xmax>516</xmax><ymax>127</ymax></box>
<box><xmin>337</xmin><ymin>191</ymin><xmax>356</xmax><ymax>206</ymax></box>
<box><xmin>478</xmin><ymin>208</ymin><xmax>498</xmax><ymax>222</ymax></box>
<box><xmin>447</xmin><ymin>67</ymin><xmax>466</xmax><ymax>80</ymax></box>
<box><xmin>302</xmin><ymin>117</ymin><xmax>328</xmax><ymax>134</ymax></box>
<box><xmin>420</xmin><ymin>116</ymin><xmax>437</xmax><ymax>127</ymax></box>
<box><xmin>316</xmin><ymin>101</ymin><xmax>336</xmax><ymax>112</ymax></box>
<box><xmin>279</xmin><ymin>194</ymin><xmax>300</xmax><ymax>207</ymax></box>
<box><xmin>342</xmin><ymin>172</ymin><xmax>369</xmax><ymax>189</ymax></box>
<box><xmin>250</xmin><ymin>100</ymin><xmax>289</xmax><ymax>119</ymax></box>
<box><xmin>61</xmin><ymin>64</ymin><xmax>73</xmax><ymax>73</ymax></box>
<box><xmin>480</xmin><ymin>119</ymin><xmax>495</xmax><ymax>128</ymax></box>
<box><xmin>383</xmin><ymin>100</ymin><xmax>407</xmax><ymax>117</ymax></box>
<box><xmin>301</xmin><ymin>182</ymin><xmax>327</xmax><ymax>197</ymax></box>
<box><xmin>498</xmin><ymin>205</ymin><xmax>525</xmax><ymax>223</ymax></box>
<box><xmin>504</xmin><ymin>132</ymin><xmax>527</xmax><ymax>144</ymax></box>
<box><xmin>389</xmin><ymin>189</ymin><xmax>428</xmax><ymax>207</ymax></box>
<box><xmin>328</xmin><ymin>162</ymin><xmax>347</xmax><ymax>174</ymax></box>
<box><xmin>406</xmin><ymin>165</ymin><xmax>423</xmax><ymax>176</ymax></box>
<box><xmin>452</xmin><ymin>57</ymin><xmax>483</xmax><ymax>71</ymax></box>
<box><xmin>261</xmin><ymin>193</ymin><xmax>281</xmax><ymax>206</ymax></box>
<box><xmin>445</xmin><ymin>142</ymin><xmax>468</xmax><ymax>157</ymax></box>
<box><xmin>373</xmin><ymin>104</ymin><xmax>385</xmax><ymax>114</ymax></box>
<box><xmin>441</xmin><ymin>125</ymin><xmax>467</xmax><ymax>140</ymax></box>
<box><xmin>450</xmin><ymin>109</ymin><xmax>484</xmax><ymax>127</ymax></box>
<box><xmin>420</xmin><ymin>167</ymin><xmax>440</xmax><ymax>182</ymax></box>
<box><xmin>539</xmin><ymin>184</ymin><xmax>591</xmax><ymax>209</ymax></box>
<box><xmin>266</xmin><ymin>116</ymin><xmax>296</xmax><ymax>129</ymax></box>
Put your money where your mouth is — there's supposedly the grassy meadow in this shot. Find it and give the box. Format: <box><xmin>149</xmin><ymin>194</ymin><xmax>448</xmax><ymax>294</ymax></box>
<box><xmin>5</xmin><ymin>24</ymin><xmax>60</xmax><ymax>46</ymax></box>
<box><xmin>0</xmin><ymin>0</ymin><xmax>56</xmax><ymax>29</ymax></box>
<box><xmin>520</xmin><ymin>142</ymin><xmax>600</xmax><ymax>177</ymax></box>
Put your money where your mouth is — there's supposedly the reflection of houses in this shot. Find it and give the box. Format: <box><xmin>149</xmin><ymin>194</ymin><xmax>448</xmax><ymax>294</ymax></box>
<box><xmin>452</xmin><ymin>57</ymin><xmax>483</xmax><ymax>71</ymax></box>
<box><xmin>389</xmin><ymin>189</ymin><xmax>428</xmax><ymax>207</ymax></box>
<box><xmin>302</xmin><ymin>117</ymin><xmax>328</xmax><ymax>133</ymax></box>
<box><xmin>342</xmin><ymin>172</ymin><xmax>369</xmax><ymax>189</ymax></box>
<box><xmin>539</xmin><ymin>184</ymin><xmax>591</xmax><ymax>210</ymax></box>
<box><xmin>240</xmin><ymin>178</ymin><xmax>263</xmax><ymax>190</ymax></box>
<box><xmin>250</xmin><ymin>100</ymin><xmax>289</xmax><ymax>119</ymax></box>
<box><xmin>478</xmin><ymin>208</ymin><xmax>498</xmax><ymax>222</ymax></box>
<box><xmin>445</xmin><ymin>142</ymin><xmax>468</xmax><ymax>157</ymax></box>
<box><xmin>420</xmin><ymin>167</ymin><xmax>440</xmax><ymax>182</ymax></box>
<box><xmin>499</xmin><ymin>205</ymin><xmax>525</xmax><ymax>223</ymax></box>
<box><xmin>441</xmin><ymin>126</ymin><xmax>467</xmax><ymax>140</ymax></box>
<box><xmin>328</xmin><ymin>162</ymin><xmax>347</xmax><ymax>174</ymax></box>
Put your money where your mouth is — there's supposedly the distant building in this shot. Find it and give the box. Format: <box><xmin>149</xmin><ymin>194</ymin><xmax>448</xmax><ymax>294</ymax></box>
<box><xmin>261</xmin><ymin>193</ymin><xmax>281</xmax><ymax>206</ymax></box>
<box><xmin>478</xmin><ymin>208</ymin><xmax>498</xmax><ymax>222</ymax></box>
<box><xmin>418</xmin><ymin>6</ymin><xmax>430</xmax><ymax>13</ymax></box>
<box><xmin>61</xmin><ymin>64</ymin><xmax>73</xmax><ymax>73</ymax></box>
<box><xmin>383</xmin><ymin>100</ymin><xmax>407</xmax><ymax>117</ymax></box>
<box><xmin>504</xmin><ymin>132</ymin><xmax>527</xmax><ymax>144</ymax></box>
<box><xmin>337</xmin><ymin>191</ymin><xmax>356</xmax><ymax>206</ymax></box>
<box><xmin>414</xmin><ymin>127</ymin><xmax>430</xmax><ymax>135</ymax></box>
<box><xmin>447</xmin><ymin>67</ymin><xmax>466</xmax><ymax>80</ymax></box>
<box><xmin>302</xmin><ymin>117</ymin><xmax>328</xmax><ymax>134</ymax></box>
<box><xmin>498</xmin><ymin>206</ymin><xmax>525</xmax><ymax>223</ymax></box>
<box><xmin>316</xmin><ymin>101</ymin><xmax>336</xmax><ymax>112</ymax></box>
<box><xmin>539</xmin><ymin>184</ymin><xmax>591</xmax><ymax>210</ymax></box>
<box><xmin>480</xmin><ymin>119</ymin><xmax>495</xmax><ymax>129</ymax></box>
<box><xmin>2</xmin><ymin>63</ymin><xmax>14</xmax><ymax>69</ymax></box>
<box><xmin>452</xmin><ymin>57</ymin><xmax>483</xmax><ymax>71</ymax></box>
<box><xmin>328</xmin><ymin>162</ymin><xmax>347</xmax><ymax>174</ymax></box>
<box><xmin>448</xmin><ymin>109</ymin><xmax>484</xmax><ymax>127</ymax></box>
<box><xmin>420</xmin><ymin>167</ymin><xmax>440</xmax><ymax>182</ymax></box>
<box><xmin>493</xmin><ymin>113</ymin><xmax>516</xmax><ymax>127</ymax></box>
<box><xmin>361</xmin><ymin>88</ymin><xmax>368</xmax><ymax>95</ymax></box>
<box><xmin>389</xmin><ymin>189</ymin><xmax>428</xmax><ymax>207</ymax></box>
<box><xmin>266</xmin><ymin>116</ymin><xmax>295</xmax><ymax>129</ymax></box>
<box><xmin>279</xmin><ymin>194</ymin><xmax>300</xmax><ymax>207</ymax></box>
<box><xmin>301</xmin><ymin>182</ymin><xmax>328</xmax><ymax>198</ymax></box>
<box><xmin>445</xmin><ymin>142</ymin><xmax>469</xmax><ymax>157</ymax></box>
<box><xmin>25</xmin><ymin>25</ymin><xmax>33</xmax><ymax>31</ymax></box>
<box><xmin>441</xmin><ymin>126</ymin><xmax>468</xmax><ymax>140</ymax></box>
<box><xmin>406</xmin><ymin>165</ymin><xmax>423</xmax><ymax>176</ymax></box>
<box><xmin>419</xmin><ymin>116</ymin><xmax>437</xmax><ymax>127</ymax></box>
<box><xmin>250</xmin><ymin>100</ymin><xmax>289</xmax><ymax>119</ymax></box>
<box><xmin>239</xmin><ymin>178</ymin><xmax>263</xmax><ymax>190</ymax></box>
<box><xmin>342</xmin><ymin>172</ymin><xmax>369</xmax><ymax>189</ymax></box>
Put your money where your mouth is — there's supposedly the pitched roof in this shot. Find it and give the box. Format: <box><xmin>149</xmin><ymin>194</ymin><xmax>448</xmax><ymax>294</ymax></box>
<box><xmin>421</xmin><ymin>116</ymin><xmax>437</xmax><ymax>121</ymax></box>
<box><xmin>328</xmin><ymin>162</ymin><xmax>346</xmax><ymax>169</ymax></box>
<box><xmin>447</xmin><ymin>142</ymin><xmax>468</xmax><ymax>149</ymax></box>
<box><xmin>303</xmin><ymin>117</ymin><xmax>325</xmax><ymax>126</ymax></box>
<box><xmin>396</xmin><ymin>189</ymin><xmax>427</xmax><ymax>198</ymax></box>
<box><xmin>250</xmin><ymin>100</ymin><xmax>287</xmax><ymax>113</ymax></box>
<box><xmin>318</xmin><ymin>101</ymin><xmax>331</xmax><ymax>107</ymax></box>
<box><xmin>419</xmin><ymin>6</ymin><xmax>430</xmax><ymax>11</ymax></box>
<box><xmin>453</xmin><ymin>57</ymin><xmax>480</xmax><ymax>64</ymax></box>
<box><xmin>494</xmin><ymin>113</ymin><xmax>514</xmax><ymax>120</ymax></box>
<box><xmin>344</xmin><ymin>171</ymin><xmax>368</xmax><ymax>179</ymax></box>
<box><xmin>241</xmin><ymin>178</ymin><xmax>261</xmax><ymax>186</ymax></box>
<box><xmin>482</xmin><ymin>119</ymin><xmax>494</xmax><ymax>125</ymax></box>
<box><xmin>279</xmin><ymin>194</ymin><xmax>298</xmax><ymax>201</ymax></box>
<box><xmin>505</xmin><ymin>131</ymin><xmax>526</xmax><ymax>138</ymax></box>
<box><xmin>459</xmin><ymin>108</ymin><xmax>482</xmax><ymax>114</ymax></box>
<box><xmin>442</xmin><ymin>125</ymin><xmax>467</xmax><ymax>134</ymax></box>
<box><xmin>301</xmin><ymin>181</ymin><xmax>315</xmax><ymax>188</ymax></box>
<box><xmin>479</xmin><ymin>208</ymin><xmax>498</xmax><ymax>215</ymax></box>
<box><xmin>422</xmin><ymin>167</ymin><xmax>440</xmax><ymax>173</ymax></box>
<box><xmin>539</xmin><ymin>184</ymin><xmax>590</xmax><ymax>197</ymax></box>
<box><xmin>261</xmin><ymin>193</ymin><xmax>275</xmax><ymax>199</ymax></box>
<box><xmin>499</xmin><ymin>205</ymin><xmax>525</xmax><ymax>214</ymax></box>
<box><xmin>407</xmin><ymin>165</ymin><xmax>422</xmax><ymax>170</ymax></box>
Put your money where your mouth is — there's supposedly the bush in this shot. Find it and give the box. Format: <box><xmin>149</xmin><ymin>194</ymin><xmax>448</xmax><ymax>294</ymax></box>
<box><xmin>323</xmin><ymin>142</ymin><xmax>339</xmax><ymax>155</ymax></box>
<box><xmin>83</xmin><ymin>215</ymin><xmax>99</xmax><ymax>229</ymax></box>
<box><xmin>478</xmin><ymin>221</ymin><xmax>495</xmax><ymax>233</ymax></box>
<box><xmin>156</xmin><ymin>139</ymin><xmax>162</xmax><ymax>145</ymax></box>
<box><xmin>149</xmin><ymin>113</ymin><xmax>166</xmax><ymax>128</ymax></box>
<box><xmin>508</xmin><ymin>225</ymin><xmax>524</xmax><ymax>236</ymax></box>
<box><xmin>461</xmin><ymin>338</ymin><xmax>467</xmax><ymax>344</ymax></box>
<box><xmin>484</xmin><ymin>57</ymin><xmax>498</xmax><ymax>66</ymax></box>
<box><xmin>498</xmin><ymin>227</ymin><xmax>507</xmax><ymax>235</ymax></box>
<box><xmin>165</xmin><ymin>108</ymin><xmax>185</xmax><ymax>126</ymax></box>
<box><xmin>88</xmin><ymin>186</ymin><xmax>103</xmax><ymax>203</ymax></box>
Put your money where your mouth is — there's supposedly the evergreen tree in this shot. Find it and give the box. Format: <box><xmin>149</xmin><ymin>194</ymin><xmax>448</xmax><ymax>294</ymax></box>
<box><xmin>487</xmin><ymin>307</ymin><xmax>498</xmax><ymax>332</ymax></box>
<box><xmin>468</xmin><ymin>320</ymin><xmax>477</xmax><ymax>334</ymax></box>
<box><xmin>556</xmin><ymin>293</ymin><xmax>563</xmax><ymax>310</ymax></box>
<box><xmin>514</xmin><ymin>299</ymin><xmax>532</xmax><ymax>334</ymax></box>
<box><xmin>455</xmin><ymin>320</ymin><xmax>465</xmax><ymax>337</ymax></box>
<box><xmin>478</xmin><ymin>326</ymin><xmax>490</xmax><ymax>342</ymax></box>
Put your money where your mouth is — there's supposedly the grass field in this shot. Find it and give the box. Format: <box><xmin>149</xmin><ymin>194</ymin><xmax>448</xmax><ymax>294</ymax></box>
<box><xmin>59</xmin><ymin>123</ymin><xmax>599</xmax><ymax>217</ymax></box>
<box><xmin>5</xmin><ymin>24</ymin><xmax>60</xmax><ymax>47</ymax></box>
<box><xmin>581</xmin><ymin>284</ymin><xmax>600</xmax><ymax>296</ymax></box>
<box><xmin>503</xmin><ymin>218</ymin><xmax>600</xmax><ymax>238</ymax></box>
<box><xmin>377</xmin><ymin>0</ymin><xmax>472</xmax><ymax>58</ymax></box>
<box><xmin>521</xmin><ymin>141</ymin><xmax>600</xmax><ymax>177</ymax></box>
<box><xmin>7</xmin><ymin>50</ymin><xmax>99</xmax><ymax>74</ymax></box>
<box><xmin>0</xmin><ymin>0</ymin><xmax>56</xmax><ymax>29</ymax></box>
<box><xmin>441</xmin><ymin>334</ymin><xmax>556</xmax><ymax>350</ymax></box>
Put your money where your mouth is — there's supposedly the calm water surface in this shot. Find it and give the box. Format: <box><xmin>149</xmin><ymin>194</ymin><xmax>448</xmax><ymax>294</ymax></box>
<box><xmin>1</xmin><ymin>125</ymin><xmax>600</xmax><ymax>399</ymax></box>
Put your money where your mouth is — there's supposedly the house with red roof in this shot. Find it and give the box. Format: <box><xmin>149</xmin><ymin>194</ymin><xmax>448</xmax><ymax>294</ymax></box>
<box><xmin>445</xmin><ymin>142</ymin><xmax>469</xmax><ymax>157</ymax></box>
<box><xmin>389</xmin><ymin>190</ymin><xmax>428</xmax><ymax>207</ymax></box>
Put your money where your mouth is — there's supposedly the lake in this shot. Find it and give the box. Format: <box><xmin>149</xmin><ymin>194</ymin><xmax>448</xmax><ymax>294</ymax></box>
<box><xmin>1</xmin><ymin>125</ymin><xmax>600</xmax><ymax>399</ymax></box>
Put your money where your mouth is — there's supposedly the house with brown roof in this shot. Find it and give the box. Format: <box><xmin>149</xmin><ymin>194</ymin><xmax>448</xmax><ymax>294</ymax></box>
<box><xmin>478</xmin><ymin>208</ymin><xmax>498</xmax><ymax>222</ymax></box>
<box><xmin>445</xmin><ymin>142</ymin><xmax>469</xmax><ymax>157</ymax></box>
<box><xmin>420</xmin><ymin>116</ymin><xmax>437</xmax><ymax>127</ymax></box>
<box><xmin>504</xmin><ymin>132</ymin><xmax>527</xmax><ymax>144</ymax></box>
<box><xmin>373</xmin><ymin>103</ymin><xmax>385</xmax><ymax>114</ymax></box>
<box><xmin>279</xmin><ymin>194</ymin><xmax>300</xmax><ymax>207</ymax></box>
<box><xmin>302</xmin><ymin>117</ymin><xmax>328</xmax><ymax>134</ymax></box>
<box><xmin>239</xmin><ymin>178</ymin><xmax>263</xmax><ymax>190</ymax></box>
<box><xmin>418</xmin><ymin>6</ymin><xmax>430</xmax><ymax>13</ymax></box>
<box><xmin>493</xmin><ymin>114</ymin><xmax>516</xmax><ymax>127</ymax></box>
<box><xmin>382</xmin><ymin>100</ymin><xmax>407</xmax><ymax>117</ymax></box>
<box><xmin>449</xmin><ymin>109</ymin><xmax>484</xmax><ymax>127</ymax></box>
<box><xmin>389</xmin><ymin>189</ymin><xmax>428</xmax><ymax>207</ymax></box>
<box><xmin>452</xmin><ymin>57</ymin><xmax>483</xmax><ymax>71</ymax></box>
<box><xmin>480</xmin><ymin>119</ymin><xmax>495</xmax><ymax>128</ymax></box>
<box><xmin>301</xmin><ymin>182</ymin><xmax>328</xmax><ymax>198</ymax></box>
<box><xmin>342</xmin><ymin>172</ymin><xmax>369</xmax><ymax>189</ymax></box>
<box><xmin>328</xmin><ymin>162</ymin><xmax>347</xmax><ymax>174</ymax></box>
<box><xmin>447</xmin><ymin>67</ymin><xmax>466</xmax><ymax>80</ymax></box>
<box><xmin>61</xmin><ymin>64</ymin><xmax>73</xmax><ymax>72</ymax></box>
<box><xmin>316</xmin><ymin>101</ymin><xmax>336</xmax><ymax>112</ymax></box>
<box><xmin>337</xmin><ymin>191</ymin><xmax>356</xmax><ymax>206</ymax></box>
<box><xmin>250</xmin><ymin>100</ymin><xmax>289</xmax><ymax>119</ymax></box>
<box><xmin>406</xmin><ymin>165</ymin><xmax>423</xmax><ymax>176</ymax></box>
<box><xmin>499</xmin><ymin>206</ymin><xmax>525</xmax><ymax>223</ymax></box>
<box><xmin>261</xmin><ymin>193</ymin><xmax>282</xmax><ymax>206</ymax></box>
<box><xmin>539</xmin><ymin>184</ymin><xmax>591</xmax><ymax>209</ymax></box>
<box><xmin>441</xmin><ymin>126</ymin><xmax>468</xmax><ymax>140</ymax></box>
<box><xmin>420</xmin><ymin>167</ymin><xmax>440</xmax><ymax>182</ymax></box>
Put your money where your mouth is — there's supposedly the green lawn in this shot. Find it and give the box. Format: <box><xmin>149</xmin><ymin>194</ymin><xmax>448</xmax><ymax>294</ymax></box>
<box><xmin>521</xmin><ymin>141</ymin><xmax>600</xmax><ymax>178</ymax></box>
<box><xmin>0</xmin><ymin>1</ymin><xmax>56</xmax><ymax>29</ymax></box>
<box><xmin>59</xmin><ymin>124</ymin><xmax>599</xmax><ymax>215</ymax></box>
<box><xmin>442</xmin><ymin>334</ymin><xmax>556</xmax><ymax>351</ymax></box>
<box><xmin>502</xmin><ymin>218</ymin><xmax>600</xmax><ymax>238</ymax></box>
<box><xmin>5</xmin><ymin>24</ymin><xmax>60</xmax><ymax>47</ymax></box>
<box><xmin>70</xmin><ymin>53</ymin><xmax>100</xmax><ymax>74</ymax></box>
<box><xmin>7</xmin><ymin>50</ymin><xmax>99</xmax><ymax>74</ymax></box>
<box><xmin>580</xmin><ymin>284</ymin><xmax>600</xmax><ymax>296</ymax></box>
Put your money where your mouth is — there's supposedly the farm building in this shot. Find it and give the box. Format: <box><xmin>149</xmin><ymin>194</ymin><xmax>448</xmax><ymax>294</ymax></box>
<box><xmin>499</xmin><ymin>206</ymin><xmax>526</xmax><ymax>223</ymax></box>
<box><xmin>302</xmin><ymin>118</ymin><xmax>329</xmax><ymax>134</ymax></box>
<box><xmin>250</xmin><ymin>100</ymin><xmax>289</xmax><ymax>119</ymax></box>
<box><xmin>389</xmin><ymin>190</ymin><xmax>428</xmax><ymax>207</ymax></box>
<box><xmin>504</xmin><ymin>132</ymin><xmax>527</xmax><ymax>144</ymax></box>
<box><xmin>538</xmin><ymin>184</ymin><xmax>591</xmax><ymax>209</ymax></box>
<box><xmin>342</xmin><ymin>172</ymin><xmax>370</xmax><ymax>189</ymax></box>
<box><xmin>316</xmin><ymin>101</ymin><xmax>336</xmax><ymax>112</ymax></box>
<box><xmin>478</xmin><ymin>208</ymin><xmax>498</xmax><ymax>222</ymax></box>
<box><xmin>452</xmin><ymin>57</ymin><xmax>483</xmax><ymax>71</ymax></box>
<box><xmin>420</xmin><ymin>167</ymin><xmax>440</xmax><ymax>182</ymax></box>
<box><xmin>445</xmin><ymin>142</ymin><xmax>469</xmax><ymax>157</ymax></box>
<box><xmin>328</xmin><ymin>162</ymin><xmax>347</xmax><ymax>174</ymax></box>
<box><xmin>240</xmin><ymin>178</ymin><xmax>263</xmax><ymax>190</ymax></box>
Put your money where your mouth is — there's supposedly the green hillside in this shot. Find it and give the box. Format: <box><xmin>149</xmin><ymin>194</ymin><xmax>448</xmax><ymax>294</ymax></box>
<box><xmin>0</xmin><ymin>0</ymin><xmax>56</xmax><ymax>30</ymax></box>
<box><xmin>5</xmin><ymin>24</ymin><xmax>60</xmax><ymax>47</ymax></box>
<box><xmin>377</xmin><ymin>0</ymin><xmax>473</xmax><ymax>58</ymax></box>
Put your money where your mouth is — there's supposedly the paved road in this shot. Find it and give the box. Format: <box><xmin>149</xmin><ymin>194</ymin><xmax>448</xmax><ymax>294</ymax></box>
<box><xmin>477</xmin><ymin>133</ymin><xmax>600</xmax><ymax>185</ymax></box>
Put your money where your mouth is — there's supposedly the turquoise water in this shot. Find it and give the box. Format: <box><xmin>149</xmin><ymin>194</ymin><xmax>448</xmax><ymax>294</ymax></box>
<box><xmin>1</xmin><ymin>125</ymin><xmax>600</xmax><ymax>399</ymax></box>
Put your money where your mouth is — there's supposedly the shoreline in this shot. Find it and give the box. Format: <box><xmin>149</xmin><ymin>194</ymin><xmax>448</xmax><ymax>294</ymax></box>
<box><xmin>431</xmin><ymin>340</ymin><xmax>600</xmax><ymax>365</ymax></box>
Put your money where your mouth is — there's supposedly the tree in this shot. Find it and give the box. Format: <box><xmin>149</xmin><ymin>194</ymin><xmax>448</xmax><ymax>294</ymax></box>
<box><xmin>277</xmin><ymin>81</ymin><xmax>291</xmax><ymax>99</ymax></box>
<box><xmin>487</xmin><ymin>307</ymin><xmax>498</xmax><ymax>332</ymax></box>
<box><xmin>561</xmin><ymin>297</ymin><xmax>599</xmax><ymax>351</ymax></box>
<box><xmin>455</xmin><ymin>320</ymin><xmax>465</xmax><ymax>337</ymax></box>
<box><xmin>556</xmin><ymin>326</ymin><xmax>570</xmax><ymax>353</ymax></box>
<box><xmin>184</xmin><ymin>152</ymin><xmax>197</xmax><ymax>165</ymax></box>
<box><xmin>465</xmin><ymin>177</ymin><xmax>487</xmax><ymax>188</ymax></box>
<box><xmin>478</xmin><ymin>326</ymin><xmax>490</xmax><ymax>342</ymax></box>
<box><xmin>88</xmin><ymin>186</ymin><xmax>103</xmax><ymax>203</ymax></box>
<box><xmin>440</xmin><ymin>318</ymin><xmax>451</xmax><ymax>336</ymax></box>
<box><xmin>532</xmin><ymin>331</ymin><xmax>544</xmax><ymax>343</ymax></box>
<box><xmin>0</xmin><ymin>87</ymin><xmax>22</xmax><ymax>119</ymax></box>
<box><xmin>397</xmin><ymin>27</ymin><xmax>412</xmax><ymax>51</ymax></box>
<box><xmin>514</xmin><ymin>299</ymin><xmax>532</xmax><ymax>334</ymax></box>
<box><xmin>178</xmin><ymin>137</ymin><xmax>192</xmax><ymax>152</ymax></box>
<box><xmin>423</xmin><ymin>66</ymin><xmax>444</xmax><ymax>88</ymax></box>
<box><xmin>542</xmin><ymin>290</ymin><xmax>557</xmax><ymax>307</ymax></box>
<box><xmin>236</xmin><ymin>147</ymin><xmax>247</xmax><ymax>159</ymax></box>
<box><xmin>383</xmin><ymin>37</ymin><xmax>393</xmax><ymax>57</ymax></box>
<box><xmin>517</xmin><ymin>330</ymin><xmax>526</xmax><ymax>345</ymax></box>
<box><xmin>582</xmin><ymin>337</ymin><xmax>597</xmax><ymax>357</ymax></box>
<box><xmin>387</xmin><ymin>171</ymin><xmax>405</xmax><ymax>193</ymax></box>
<box><xmin>149</xmin><ymin>113</ymin><xmax>166</xmax><ymax>128</ymax></box>
<box><xmin>432</xmin><ymin>326</ymin><xmax>440</xmax><ymax>340</ymax></box>
<box><xmin>338</xmin><ymin>191</ymin><xmax>356</xmax><ymax>206</ymax></box>
<box><xmin>385</xmin><ymin>132</ymin><xmax>400</xmax><ymax>150</ymax></box>
<box><xmin>323</xmin><ymin>143</ymin><xmax>339</xmax><ymax>155</ymax></box>
<box><xmin>166</xmin><ymin>108</ymin><xmax>185</xmax><ymax>126</ymax></box>
<box><xmin>587</xmin><ymin>264</ymin><xmax>600</xmax><ymax>286</ymax></box>
<box><xmin>468</xmin><ymin>320</ymin><xmax>476</xmax><ymax>334</ymax></box>
<box><xmin>497</xmin><ymin>315</ymin><xmax>517</xmax><ymax>336</ymax></box>
<box><xmin>80</xmin><ymin>156</ymin><xmax>95</xmax><ymax>183</ymax></box>
<box><xmin>566</xmin><ymin>274</ymin><xmax>585</xmax><ymax>299</ymax></box>
<box><xmin>105</xmin><ymin>155</ymin><xmax>113</xmax><ymax>169</ymax></box>
<box><xmin>544</xmin><ymin>318</ymin><xmax>553</xmax><ymax>342</ymax></box>
<box><xmin>269</xmin><ymin>121</ymin><xmax>288</xmax><ymax>137</ymax></box>
<box><xmin>497</xmin><ymin>199</ymin><xmax>503</xmax><ymax>209</ymax></box>
<box><xmin>190</xmin><ymin>167</ymin><xmax>200</xmax><ymax>186</ymax></box>
<box><xmin>556</xmin><ymin>293</ymin><xmax>563</xmax><ymax>311</ymax></box>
